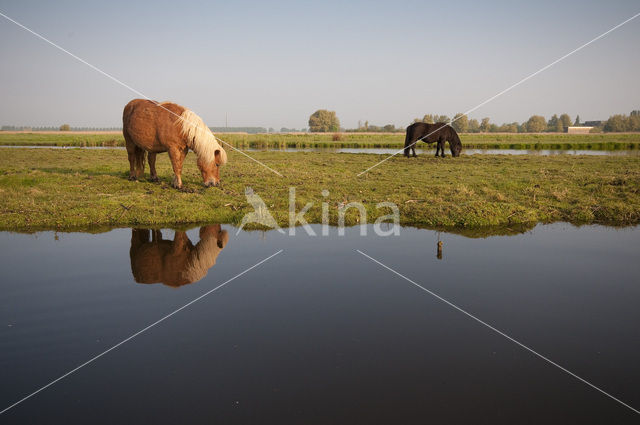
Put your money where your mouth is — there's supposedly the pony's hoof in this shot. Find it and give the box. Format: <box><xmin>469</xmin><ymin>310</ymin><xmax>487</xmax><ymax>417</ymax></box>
<box><xmin>149</xmin><ymin>177</ymin><xmax>159</xmax><ymax>183</ymax></box>
<box><xmin>171</xmin><ymin>176</ymin><xmax>182</xmax><ymax>189</ymax></box>
<box><xmin>128</xmin><ymin>176</ymin><xmax>137</xmax><ymax>181</ymax></box>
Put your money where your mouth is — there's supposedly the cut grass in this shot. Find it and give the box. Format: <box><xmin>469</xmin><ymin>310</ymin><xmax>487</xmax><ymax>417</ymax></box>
<box><xmin>1</xmin><ymin>132</ymin><xmax>639</xmax><ymax>150</ymax></box>
<box><xmin>0</xmin><ymin>148</ymin><xmax>639</xmax><ymax>232</ymax></box>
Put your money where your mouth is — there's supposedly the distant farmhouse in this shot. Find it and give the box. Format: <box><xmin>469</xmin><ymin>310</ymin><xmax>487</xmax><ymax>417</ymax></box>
<box><xmin>566</xmin><ymin>126</ymin><xmax>592</xmax><ymax>134</ymax></box>
<box><xmin>583</xmin><ymin>121</ymin><xmax>603</xmax><ymax>127</ymax></box>
<box><xmin>564</xmin><ymin>120</ymin><xmax>602</xmax><ymax>134</ymax></box>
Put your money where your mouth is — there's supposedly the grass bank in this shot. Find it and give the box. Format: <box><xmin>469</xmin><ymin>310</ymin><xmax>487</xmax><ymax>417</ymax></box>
<box><xmin>1</xmin><ymin>148</ymin><xmax>639</xmax><ymax>232</ymax></box>
<box><xmin>1</xmin><ymin>132</ymin><xmax>639</xmax><ymax>150</ymax></box>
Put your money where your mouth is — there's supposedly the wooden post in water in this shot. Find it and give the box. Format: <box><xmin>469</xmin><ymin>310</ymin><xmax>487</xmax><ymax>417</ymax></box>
<box><xmin>437</xmin><ymin>240</ymin><xmax>443</xmax><ymax>260</ymax></box>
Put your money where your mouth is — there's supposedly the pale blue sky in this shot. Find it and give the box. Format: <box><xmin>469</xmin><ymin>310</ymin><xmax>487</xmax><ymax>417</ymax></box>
<box><xmin>0</xmin><ymin>0</ymin><xmax>638</xmax><ymax>129</ymax></box>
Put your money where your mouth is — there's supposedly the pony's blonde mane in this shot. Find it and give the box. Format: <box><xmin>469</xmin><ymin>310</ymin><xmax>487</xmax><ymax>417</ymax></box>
<box><xmin>178</xmin><ymin>109</ymin><xmax>227</xmax><ymax>165</ymax></box>
<box><xmin>181</xmin><ymin>233</ymin><xmax>227</xmax><ymax>283</ymax></box>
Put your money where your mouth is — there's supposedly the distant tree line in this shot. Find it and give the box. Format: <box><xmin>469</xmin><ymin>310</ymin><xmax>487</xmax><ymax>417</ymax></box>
<box><xmin>4</xmin><ymin>109</ymin><xmax>639</xmax><ymax>134</ymax></box>
<box><xmin>406</xmin><ymin>110</ymin><xmax>640</xmax><ymax>133</ymax></box>
<box><xmin>308</xmin><ymin>108</ymin><xmax>638</xmax><ymax>134</ymax></box>
<box><xmin>346</xmin><ymin>120</ymin><xmax>404</xmax><ymax>133</ymax></box>
<box><xmin>602</xmin><ymin>111</ymin><xmax>640</xmax><ymax>132</ymax></box>
<box><xmin>280</xmin><ymin>127</ymin><xmax>307</xmax><ymax>133</ymax></box>
<box><xmin>410</xmin><ymin>112</ymin><xmax>573</xmax><ymax>133</ymax></box>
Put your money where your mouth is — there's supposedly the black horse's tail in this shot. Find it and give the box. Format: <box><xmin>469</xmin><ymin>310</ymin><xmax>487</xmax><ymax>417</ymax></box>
<box><xmin>448</xmin><ymin>127</ymin><xmax>462</xmax><ymax>157</ymax></box>
<box><xmin>404</xmin><ymin>126</ymin><xmax>413</xmax><ymax>156</ymax></box>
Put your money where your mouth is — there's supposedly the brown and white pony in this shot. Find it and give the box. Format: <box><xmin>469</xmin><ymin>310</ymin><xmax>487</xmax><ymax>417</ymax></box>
<box><xmin>122</xmin><ymin>99</ymin><xmax>228</xmax><ymax>189</ymax></box>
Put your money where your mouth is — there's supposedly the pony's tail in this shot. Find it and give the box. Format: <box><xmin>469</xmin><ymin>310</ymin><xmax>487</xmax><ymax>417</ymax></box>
<box><xmin>135</xmin><ymin>150</ymin><xmax>146</xmax><ymax>173</ymax></box>
<box><xmin>404</xmin><ymin>126</ymin><xmax>412</xmax><ymax>156</ymax></box>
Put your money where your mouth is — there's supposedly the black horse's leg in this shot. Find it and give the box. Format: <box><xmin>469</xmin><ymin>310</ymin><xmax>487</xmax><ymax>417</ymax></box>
<box><xmin>412</xmin><ymin>143</ymin><xmax>417</xmax><ymax>157</ymax></box>
<box><xmin>440</xmin><ymin>140</ymin><xmax>446</xmax><ymax>157</ymax></box>
<box><xmin>435</xmin><ymin>142</ymin><xmax>440</xmax><ymax>157</ymax></box>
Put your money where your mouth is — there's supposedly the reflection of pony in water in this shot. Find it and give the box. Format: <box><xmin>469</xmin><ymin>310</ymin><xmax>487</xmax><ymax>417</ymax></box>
<box><xmin>129</xmin><ymin>225</ymin><xmax>229</xmax><ymax>287</ymax></box>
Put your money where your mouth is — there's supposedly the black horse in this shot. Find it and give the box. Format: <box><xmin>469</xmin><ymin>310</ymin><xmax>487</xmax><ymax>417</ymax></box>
<box><xmin>404</xmin><ymin>122</ymin><xmax>462</xmax><ymax>158</ymax></box>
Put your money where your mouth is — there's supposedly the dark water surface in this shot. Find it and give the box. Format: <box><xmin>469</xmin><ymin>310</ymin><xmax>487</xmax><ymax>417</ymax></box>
<box><xmin>1</xmin><ymin>223</ymin><xmax>639</xmax><ymax>423</ymax></box>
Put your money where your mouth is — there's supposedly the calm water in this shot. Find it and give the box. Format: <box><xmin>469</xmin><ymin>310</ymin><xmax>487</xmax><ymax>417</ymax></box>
<box><xmin>248</xmin><ymin>147</ymin><xmax>640</xmax><ymax>156</ymax></box>
<box><xmin>2</xmin><ymin>145</ymin><xmax>639</xmax><ymax>156</ymax></box>
<box><xmin>1</xmin><ymin>223</ymin><xmax>639</xmax><ymax>423</ymax></box>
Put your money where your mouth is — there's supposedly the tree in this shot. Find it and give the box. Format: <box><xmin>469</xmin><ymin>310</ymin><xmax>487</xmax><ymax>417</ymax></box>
<box><xmin>628</xmin><ymin>111</ymin><xmax>640</xmax><ymax>131</ymax></box>
<box><xmin>422</xmin><ymin>114</ymin><xmax>434</xmax><ymax>123</ymax></box>
<box><xmin>547</xmin><ymin>114</ymin><xmax>559</xmax><ymax>132</ymax></box>
<box><xmin>479</xmin><ymin>117</ymin><xmax>490</xmax><ymax>132</ymax></box>
<box><xmin>603</xmin><ymin>115</ymin><xmax>628</xmax><ymax>132</ymax></box>
<box><xmin>59</xmin><ymin>124</ymin><xmax>70</xmax><ymax>131</ymax></box>
<box><xmin>559</xmin><ymin>113</ymin><xmax>572</xmax><ymax>130</ymax></box>
<box><xmin>499</xmin><ymin>122</ymin><xmax>519</xmax><ymax>133</ymax></box>
<box><xmin>383</xmin><ymin>124</ymin><xmax>396</xmax><ymax>132</ymax></box>
<box><xmin>574</xmin><ymin>115</ymin><xmax>580</xmax><ymax>126</ymax></box>
<box><xmin>451</xmin><ymin>113</ymin><xmax>468</xmax><ymax>133</ymax></box>
<box><xmin>308</xmin><ymin>109</ymin><xmax>340</xmax><ymax>132</ymax></box>
<box><xmin>526</xmin><ymin>115</ymin><xmax>546</xmax><ymax>132</ymax></box>
<box><xmin>468</xmin><ymin>118</ymin><xmax>480</xmax><ymax>133</ymax></box>
<box><xmin>435</xmin><ymin>115</ymin><xmax>450</xmax><ymax>124</ymax></box>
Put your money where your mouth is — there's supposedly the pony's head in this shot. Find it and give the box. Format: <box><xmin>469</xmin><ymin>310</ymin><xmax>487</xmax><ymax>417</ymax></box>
<box><xmin>452</xmin><ymin>143</ymin><xmax>462</xmax><ymax>157</ymax></box>
<box><xmin>178</xmin><ymin>109</ymin><xmax>228</xmax><ymax>187</ymax></box>
<box><xmin>197</xmin><ymin>148</ymin><xmax>226</xmax><ymax>187</ymax></box>
<box><xmin>199</xmin><ymin>224</ymin><xmax>229</xmax><ymax>248</ymax></box>
<box><xmin>449</xmin><ymin>129</ymin><xmax>462</xmax><ymax>157</ymax></box>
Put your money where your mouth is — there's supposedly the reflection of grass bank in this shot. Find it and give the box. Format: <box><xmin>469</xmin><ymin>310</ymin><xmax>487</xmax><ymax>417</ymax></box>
<box><xmin>1</xmin><ymin>132</ymin><xmax>640</xmax><ymax>150</ymax></box>
<box><xmin>1</xmin><ymin>148</ymin><xmax>639</xmax><ymax>231</ymax></box>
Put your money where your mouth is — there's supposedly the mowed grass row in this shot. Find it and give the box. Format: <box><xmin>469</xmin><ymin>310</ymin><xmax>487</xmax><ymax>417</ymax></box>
<box><xmin>1</xmin><ymin>132</ymin><xmax>640</xmax><ymax>150</ymax></box>
<box><xmin>0</xmin><ymin>148</ymin><xmax>639</xmax><ymax>231</ymax></box>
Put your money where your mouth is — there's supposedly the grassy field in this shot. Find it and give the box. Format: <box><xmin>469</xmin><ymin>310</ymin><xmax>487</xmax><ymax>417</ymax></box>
<box><xmin>1</xmin><ymin>147</ymin><xmax>639</xmax><ymax>232</ymax></box>
<box><xmin>1</xmin><ymin>132</ymin><xmax>640</xmax><ymax>150</ymax></box>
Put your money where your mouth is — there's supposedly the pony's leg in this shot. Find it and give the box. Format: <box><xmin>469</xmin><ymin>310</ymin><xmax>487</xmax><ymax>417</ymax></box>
<box><xmin>171</xmin><ymin>231</ymin><xmax>191</xmax><ymax>254</ymax></box>
<box><xmin>148</xmin><ymin>152</ymin><xmax>159</xmax><ymax>182</ymax></box>
<box><xmin>168</xmin><ymin>148</ymin><xmax>186</xmax><ymax>189</ymax></box>
<box><xmin>131</xmin><ymin>228</ymin><xmax>149</xmax><ymax>247</ymax></box>
<box><xmin>125</xmin><ymin>139</ymin><xmax>138</xmax><ymax>181</ymax></box>
<box><xmin>435</xmin><ymin>142</ymin><xmax>440</xmax><ymax>157</ymax></box>
<box><xmin>411</xmin><ymin>143</ymin><xmax>417</xmax><ymax>157</ymax></box>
